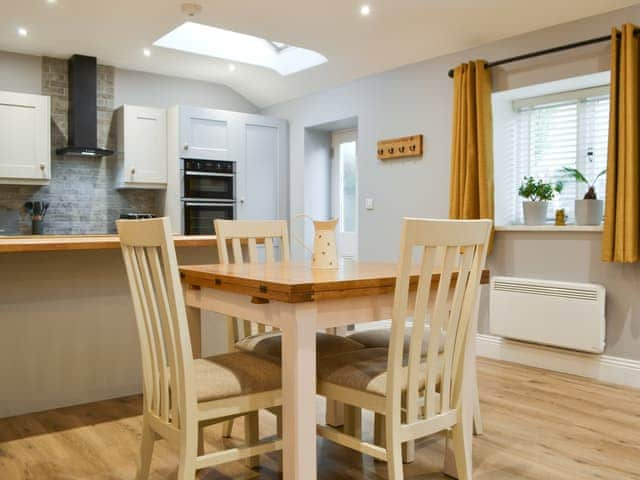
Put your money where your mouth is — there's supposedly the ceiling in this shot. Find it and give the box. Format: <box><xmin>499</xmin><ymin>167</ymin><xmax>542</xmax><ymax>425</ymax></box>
<box><xmin>1</xmin><ymin>0</ymin><xmax>638</xmax><ymax>108</ymax></box>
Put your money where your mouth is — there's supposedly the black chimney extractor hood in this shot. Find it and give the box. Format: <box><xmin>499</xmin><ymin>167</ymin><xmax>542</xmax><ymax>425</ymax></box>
<box><xmin>56</xmin><ymin>55</ymin><xmax>114</xmax><ymax>157</ymax></box>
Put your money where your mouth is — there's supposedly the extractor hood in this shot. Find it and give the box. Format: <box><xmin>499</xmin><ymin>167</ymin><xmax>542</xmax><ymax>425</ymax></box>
<box><xmin>56</xmin><ymin>55</ymin><xmax>114</xmax><ymax>157</ymax></box>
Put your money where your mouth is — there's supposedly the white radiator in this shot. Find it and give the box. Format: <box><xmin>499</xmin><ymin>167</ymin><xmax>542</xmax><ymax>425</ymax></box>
<box><xmin>490</xmin><ymin>276</ymin><xmax>606</xmax><ymax>353</ymax></box>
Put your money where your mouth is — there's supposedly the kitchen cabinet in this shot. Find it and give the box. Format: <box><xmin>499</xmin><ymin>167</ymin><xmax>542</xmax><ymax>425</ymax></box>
<box><xmin>0</xmin><ymin>91</ymin><xmax>51</xmax><ymax>185</ymax></box>
<box><xmin>165</xmin><ymin>106</ymin><xmax>288</xmax><ymax>233</ymax></box>
<box><xmin>114</xmin><ymin>105</ymin><xmax>167</xmax><ymax>189</ymax></box>
<box><xmin>179</xmin><ymin>106</ymin><xmax>231</xmax><ymax>161</ymax></box>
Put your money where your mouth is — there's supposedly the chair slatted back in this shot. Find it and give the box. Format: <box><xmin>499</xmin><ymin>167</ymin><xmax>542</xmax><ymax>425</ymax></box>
<box><xmin>215</xmin><ymin>220</ymin><xmax>290</xmax><ymax>338</ymax></box>
<box><xmin>117</xmin><ymin>217</ymin><xmax>195</xmax><ymax>429</ymax></box>
<box><xmin>386</xmin><ymin>218</ymin><xmax>491</xmax><ymax>428</ymax></box>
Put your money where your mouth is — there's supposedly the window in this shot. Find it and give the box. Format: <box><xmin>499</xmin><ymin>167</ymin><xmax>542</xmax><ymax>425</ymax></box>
<box><xmin>500</xmin><ymin>85</ymin><xmax>609</xmax><ymax>224</ymax></box>
<box><xmin>154</xmin><ymin>22</ymin><xmax>327</xmax><ymax>76</ymax></box>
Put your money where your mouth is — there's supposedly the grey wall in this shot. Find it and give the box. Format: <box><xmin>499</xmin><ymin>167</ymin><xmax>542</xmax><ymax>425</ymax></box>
<box><xmin>113</xmin><ymin>68</ymin><xmax>258</xmax><ymax>113</ymax></box>
<box><xmin>0</xmin><ymin>50</ymin><xmax>41</xmax><ymax>94</ymax></box>
<box><xmin>263</xmin><ymin>4</ymin><xmax>640</xmax><ymax>360</ymax></box>
<box><xmin>303</xmin><ymin>128</ymin><xmax>332</xmax><ymax>249</ymax></box>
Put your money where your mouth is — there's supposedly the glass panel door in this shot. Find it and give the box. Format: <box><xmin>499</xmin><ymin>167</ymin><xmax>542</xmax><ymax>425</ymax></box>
<box><xmin>331</xmin><ymin>129</ymin><xmax>358</xmax><ymax>260</ymax></box>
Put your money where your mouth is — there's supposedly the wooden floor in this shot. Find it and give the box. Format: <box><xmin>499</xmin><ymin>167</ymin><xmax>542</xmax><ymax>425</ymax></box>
<box><xmin>1</xmin><ymin>358</ymin><xmax>639</xmax><ymax>479</ymax></box>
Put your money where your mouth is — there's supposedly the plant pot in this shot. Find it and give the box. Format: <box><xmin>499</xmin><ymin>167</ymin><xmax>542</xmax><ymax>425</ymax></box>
<box><xmin>575</xmin><ymin>199</ymin><xmax>603</xmax><ymax>226</ymax></box>
<box><xmin>522</xmin><ymin>201</ymin><xmax>548</xmax><ymax>225</ymax></box>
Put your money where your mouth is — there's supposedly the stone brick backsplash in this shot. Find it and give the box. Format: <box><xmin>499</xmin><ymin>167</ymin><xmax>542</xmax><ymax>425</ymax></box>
<box><xmin>0</xmin><ymin>57</ymin><xmax>159</xmax><ymax>235</ymax></box>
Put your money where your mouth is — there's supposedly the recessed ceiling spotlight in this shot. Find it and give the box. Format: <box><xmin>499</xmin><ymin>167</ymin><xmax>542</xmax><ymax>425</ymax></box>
<box><xmin>143</xmin><ymin>48</ymin><xmax>151</xmax><ymax>57</ymax></box>
<box><xmin>228</xmin><ymin>63</ymin><xmax>236</xmax><ymax>72</ymax></box>
<box><xmin>360</xmin><ymin>4</ymin><xmax>371</xmax><ymax>16</ymax></box>
<box><xmin>46</xmin><ymin>0</ymin><xmax>57</xmax><ymax>4</ymax></box>
<box><xmin>17</xmin><ymin>27</ymin><xmax>28</xmax><ymax>37</ymax></box>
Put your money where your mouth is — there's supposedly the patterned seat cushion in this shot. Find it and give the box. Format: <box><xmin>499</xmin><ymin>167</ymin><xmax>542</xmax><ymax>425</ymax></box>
<box><xmin>235</xmin><ymin>332</ymin><xmax>365</xmax><ymax>358</ymax></box>
<box><xmin>347</xmin><ymin>325</ymin><xmax>446</xmax><ymax>354</ymax></box>
<box><xmin>317</xmin><ymin>347</ymin><xmax>432</xmax><ymax>397</ymax></box>
<box><xmin>194</xmin><ymin>352</ymin><xmax>281</xmax><ymax>402</ymax></box>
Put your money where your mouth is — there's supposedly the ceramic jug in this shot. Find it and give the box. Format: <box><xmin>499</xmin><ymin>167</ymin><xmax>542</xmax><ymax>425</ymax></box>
<box><xmin>295</xmin><ymin>214</ymin><xmax>339</xmax><ymax>269</ymax></box>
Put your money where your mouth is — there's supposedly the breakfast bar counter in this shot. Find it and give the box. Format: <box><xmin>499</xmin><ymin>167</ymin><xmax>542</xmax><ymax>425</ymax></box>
<box><xmin>0</xmin><ymin>234</ymin><xmax>218</xmax><ymax>253</ymax></box>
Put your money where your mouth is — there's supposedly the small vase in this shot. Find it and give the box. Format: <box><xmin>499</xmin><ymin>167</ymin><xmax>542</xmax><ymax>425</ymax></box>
<box><xmin>522</xmin><ymin>201</ymin><xmax>548</xmax><ymax>225</ymax></box>
<box><xmin>32</xmin><ymin>217</ymin><xmax>44</xmax><ymax>235</ymax></box>
<box><xmin>575</xmin><ymin>199</ymin><xmax>603</xmax><ymax>226</ymax></box>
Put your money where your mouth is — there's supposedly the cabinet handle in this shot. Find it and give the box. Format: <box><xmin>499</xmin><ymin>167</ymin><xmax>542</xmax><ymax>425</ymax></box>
<box><xmin>39</xmin><ymin>163</ymin><xmax>45</xmax><ymax>170</ymax></box>
<box><xmin>131</xmin><ymin>167</ymin><xmax>136</xmax><ymax>175</ymax></box>
<box><xmin>183</xmin><ymin>144</ymin><xmax>189</xmax><ymax>150</ymax></box>
<box><xmin>240</xmin><ymin>197</ymin><xmax>245</xmax><ymax>205</ymax></box>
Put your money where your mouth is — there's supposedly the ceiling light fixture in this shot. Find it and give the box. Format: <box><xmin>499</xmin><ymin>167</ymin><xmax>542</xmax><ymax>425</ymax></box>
<box><xmin>228</xmin><ymin>64</ymin><xmax>236</xmax><ymax>72</ymax></box>
<box><xmin>360</xmin><ymin>5</ymin><xmax>371</xmax><ymax>16</ymax></box>
<box><xmin>17</xmin><ymin>27</ymin><xmax>28</xmax><ymax>37</ymax></box>
<box><xmin>46</xmin><ymin>0</ymin><xmax>57</xmax><ymax>4</ymax></box>
<box><xmin>143</xmin><ymin>48</ymin><xmax>151</xmax><ymax>57</ymax></box>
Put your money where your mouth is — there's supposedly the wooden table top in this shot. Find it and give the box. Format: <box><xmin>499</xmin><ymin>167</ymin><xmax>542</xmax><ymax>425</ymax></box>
<box><xmin>180</xmin><ymin>261</ymin><xmax>490</xmax><ymax>303</ymax></box>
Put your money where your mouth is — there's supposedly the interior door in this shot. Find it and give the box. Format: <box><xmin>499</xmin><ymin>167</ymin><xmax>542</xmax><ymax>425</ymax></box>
<box><xmin>331</xmin><ymin>129</ymin><xmax>358</xmax><ymax>260</ymax></box>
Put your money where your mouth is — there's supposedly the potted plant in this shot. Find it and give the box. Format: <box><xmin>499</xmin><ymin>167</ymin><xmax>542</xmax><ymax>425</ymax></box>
<box><xmin>562</xmin><ymin>167</ymin><xmax>606</xmax><ymax>226</ymax></box>
<box><xmin>518</xmin><ymin>176</ymin><xmax>563</xmax><ymax>225</ymax></box>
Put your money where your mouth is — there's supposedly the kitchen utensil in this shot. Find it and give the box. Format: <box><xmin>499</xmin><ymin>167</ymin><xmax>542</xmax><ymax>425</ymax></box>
<box><xmin>294</xmin><ymin>214</ymin><xmax>339</xmax><ymax>269</ymax></box>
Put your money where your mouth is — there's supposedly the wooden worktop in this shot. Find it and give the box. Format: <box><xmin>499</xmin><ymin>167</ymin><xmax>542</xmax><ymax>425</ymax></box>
<box><xmin>0</xmin><ymin>234</ymin><xmax>217</xmax><ymax>253</ymax></box>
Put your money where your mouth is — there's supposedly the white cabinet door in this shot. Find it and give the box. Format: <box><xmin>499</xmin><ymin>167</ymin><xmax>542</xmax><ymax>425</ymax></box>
<box><xmin>237</xmin><ymin>114</ymin><xmax>288</xmax><ymax>221</ymax></box>
<box><xmin>179</xmin><ymin>106</ymin><xmax>232</xmax><ymax>160</ymax></box>
<box><xmin>0</xmin><ymin>91</ymin><xmax>50</xmax><ymax>184</ymax></box>
<box><xmin>122</xmin><ymin>105</ymin><xmax>167</xmax><ymax>186</ymax></box>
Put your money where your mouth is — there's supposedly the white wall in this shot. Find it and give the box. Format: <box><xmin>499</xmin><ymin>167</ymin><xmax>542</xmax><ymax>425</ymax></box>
<box><xmin>0</xmin><ymin>51</ymin><xmax>41</xmax><ymax>94</ymax></box>
<box><xmin>113</xmin><ymin>68</ymin><xmax>258</xmax><ymax>113</ymax></box>
<box><xmin>263</xmin><ymin>4</ymin><xmax>640</xmax><ymax>360</ymax></box>
<box><xmin>303</xmin><ymin>128</ymin><xmax>332</xmax><ymax>250</ymax></box>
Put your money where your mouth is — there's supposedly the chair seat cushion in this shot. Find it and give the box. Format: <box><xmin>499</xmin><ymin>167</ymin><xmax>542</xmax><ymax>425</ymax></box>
<box><xmin>317</xmin><ymin>348</ymin><xmax>430</xmax><ymax>397</ymax></box>
<box><xmin>235</xmin><ymin>332</ymin><xmax>365</xmax><ymax>358</ymax></box>
<box><xmin>347</xmin><ymin>325</ymin><xmax>446</xmax><ymax>354</ymax></box>
<box><xmin>194</xmin><ymin>352</ymin><xmax>281</xmax><ymax>402</ymax></box>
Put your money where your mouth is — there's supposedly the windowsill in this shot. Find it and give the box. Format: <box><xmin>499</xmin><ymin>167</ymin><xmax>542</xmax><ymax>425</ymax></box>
<box><xmin>495</xmin><ymin>224</ymin><xmax>603</xmax><ymax>233</ymax></box>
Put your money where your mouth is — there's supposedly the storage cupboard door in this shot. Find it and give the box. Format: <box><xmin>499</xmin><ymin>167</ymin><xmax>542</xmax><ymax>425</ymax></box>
<box><xmin>237</xmin><ymin>116</ymin><xmax>287</xmax><ymax>221</ymax></box>
<box><xmin>179</xmin><ymin>107</ymin><xmax>231</xmax><ymax>160</ymax></box>
<box><xmin>0</xmin><ymin>92</ymin><xmax>50</xmax><ymax>181</ymax></box>
<box><xmin>125</xmin><ymin>106</ymin><xmax>167</xmax><ymax>184</ymax></box>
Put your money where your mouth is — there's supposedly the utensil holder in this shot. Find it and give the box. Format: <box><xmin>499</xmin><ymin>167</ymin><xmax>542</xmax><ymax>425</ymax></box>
<box><xmin>32</xmin><ymin>217</ymin><xmax>44</xmax><ymax>235</ymax></box>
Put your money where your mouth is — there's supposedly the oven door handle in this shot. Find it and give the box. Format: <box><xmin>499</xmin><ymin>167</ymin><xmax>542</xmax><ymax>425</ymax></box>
<box><xmin>184</xmin><ymin>171</ymin><xmax>234</xmax><ymax>177</ymax></box>
<box><xmin>184</xmin><ymin>202</ymin><xmax>235</xmax><ymax>207</ymax></box>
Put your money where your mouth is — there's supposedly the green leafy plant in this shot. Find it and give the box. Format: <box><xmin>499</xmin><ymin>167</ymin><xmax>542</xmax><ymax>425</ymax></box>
<box><xmin>518</xmin><ymin>176</ymin><xmax>563</xmax><ymax>202</ymax></box>
<box><xmin>561</xmin><ymin>167</ymin><xmax>607</xmax><ymax>199</ymax></box>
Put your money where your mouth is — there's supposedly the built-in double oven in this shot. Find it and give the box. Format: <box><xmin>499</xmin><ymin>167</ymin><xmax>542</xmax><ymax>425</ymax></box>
<box><xmin>181</xmin><ymin>158</ymin><xmax>235</xmax><ymax>235</ymax></box>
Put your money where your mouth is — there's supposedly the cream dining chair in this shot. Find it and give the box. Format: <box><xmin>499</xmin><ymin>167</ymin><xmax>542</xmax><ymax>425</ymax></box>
<box><xmin>117</xmin><ymin>217</ymin><xmax>283</xmax><ymax>480</ymax></box>
<box><xmin>214</xmin><ymin>219</ymin><xmax>366</xmax><ymax>436</ymax></box>
<box><xmin>315</xmin><ymin>218</ymin><xmax>492</xmax><ymax>480</ymax></box>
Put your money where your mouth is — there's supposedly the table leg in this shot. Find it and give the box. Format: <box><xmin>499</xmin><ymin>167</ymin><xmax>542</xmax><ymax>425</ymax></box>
<box><xmin>281</xmin><ymin>302</ymin><xmax>318</xmax><ymax>480</ymax></box>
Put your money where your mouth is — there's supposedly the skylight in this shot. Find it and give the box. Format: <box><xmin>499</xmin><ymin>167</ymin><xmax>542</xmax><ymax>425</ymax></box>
<box><xmin>153</xmin><ymin>22</ymin><xmax>327</xmax><ymax>76</ymax></box>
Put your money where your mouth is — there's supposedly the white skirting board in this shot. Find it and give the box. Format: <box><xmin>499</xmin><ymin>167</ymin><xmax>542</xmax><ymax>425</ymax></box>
<box><xmin>477</xmin><ymin>334</ymin><xmax>640</xmax><ymax>389</ymax></box>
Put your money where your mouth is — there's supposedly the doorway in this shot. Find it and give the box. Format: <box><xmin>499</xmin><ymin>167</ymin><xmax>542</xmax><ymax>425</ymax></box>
<box><xmin>331</xmin><ymin>129</ymin><xmax>358</xmax><ymax>260</ymax></box>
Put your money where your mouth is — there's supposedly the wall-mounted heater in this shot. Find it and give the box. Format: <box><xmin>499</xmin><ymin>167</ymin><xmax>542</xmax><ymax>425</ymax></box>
<box><xmin>490</xmin><ymin>276</ymin><xmax>606</xmax><ymax>353</ymax></box>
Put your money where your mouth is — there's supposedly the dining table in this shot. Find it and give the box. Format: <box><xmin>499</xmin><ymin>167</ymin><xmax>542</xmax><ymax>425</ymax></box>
<box><xmin>179</xmin><ymin>260</ymin><xmax>490</xmax><ymax>480</ymax></box>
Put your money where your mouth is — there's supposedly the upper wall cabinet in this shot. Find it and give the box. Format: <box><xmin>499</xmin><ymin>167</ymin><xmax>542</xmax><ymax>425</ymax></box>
<box><xmin>0</xmin><ymin>91</ymin><xmax>51</xmax><ymax>185</ymax></box>
<box><xmin>114</xmin><ymin>105</ymin><xmax>167</xmax><ymax>189</ymax></box>
<box><xmin>179</xmin><ymin>106</ymin><xmax>230</xmax><ymax>161</ymax></box>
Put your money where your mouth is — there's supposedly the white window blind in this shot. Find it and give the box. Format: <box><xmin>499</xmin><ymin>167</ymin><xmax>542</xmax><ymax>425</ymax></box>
<box><xmin>506</xmin><ymin>89</ymin><xmax>609</xmax><ymax>224</ymax></box>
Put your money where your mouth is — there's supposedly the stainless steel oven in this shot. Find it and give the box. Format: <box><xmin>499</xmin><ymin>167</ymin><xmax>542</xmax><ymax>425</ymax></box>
<box><xmin>181</xmin><ymin>158</ymin><xmax>236</xmax><ymax>235</ymax></box>
<box><xmin>183</xmin><ymin>201</ymin><xmax>235</xmax><ymax>235</ymax></box>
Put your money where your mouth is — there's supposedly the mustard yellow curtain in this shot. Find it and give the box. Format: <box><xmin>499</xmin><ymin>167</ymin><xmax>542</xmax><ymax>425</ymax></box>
<box><xmin>602</xmin><ymin>24</ymin><xmax>640</xmax><ymax>263</ymax></box>
<box><xmin>449</xmin><ymin>60</ymin><xmax>494</xmax><ymax>249</ymax></box>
